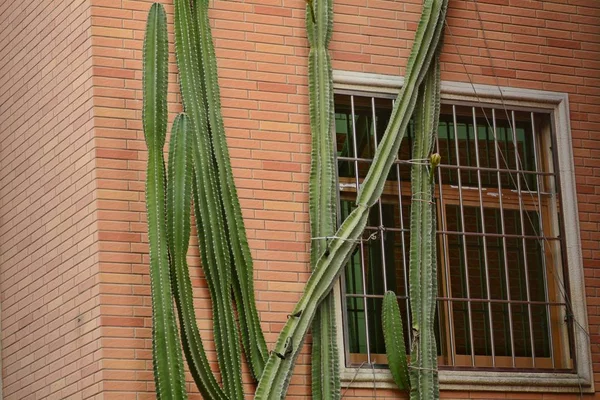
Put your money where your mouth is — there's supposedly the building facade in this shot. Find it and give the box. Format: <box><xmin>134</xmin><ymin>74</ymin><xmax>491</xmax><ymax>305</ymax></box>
<box><xmin>0</xmin><ymin>0</ymin><xmax>598</xmax><ymax>399</ymax></box>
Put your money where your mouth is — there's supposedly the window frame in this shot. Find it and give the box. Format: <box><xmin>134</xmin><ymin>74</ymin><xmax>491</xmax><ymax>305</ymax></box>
<box><xmin>332</xmin><ymin>70</ymin><xmax>594</xmax><ymax>393</ymax></box>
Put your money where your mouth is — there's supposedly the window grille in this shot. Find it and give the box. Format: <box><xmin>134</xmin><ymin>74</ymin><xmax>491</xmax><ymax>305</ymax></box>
<box><xmin>335</xmin><ymin>92</ymin><xmax>574</xmax><ymax>372</ymax></box>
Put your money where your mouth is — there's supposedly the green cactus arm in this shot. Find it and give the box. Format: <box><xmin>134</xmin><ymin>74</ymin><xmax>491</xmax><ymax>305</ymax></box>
<box><xmin>166</xmin><ymin>114</ymin><xmax>228</xmax><ymax>400</ymax></box>
<box><xmin>382</xmin><ymin>291</ymin><xmax>410</xmax><ymax>391</ymax></box>
<box><xmin>192</xmin><ymin>0</ymin><xmax>268</xmax><ymax>380</ymax></box>
<box><xmin>142</xmin><ymin>4</ymin><xmax>187</xmax><ymax>399</ymax></box>
<box><xmin>409</xmin><ymin>52</ymin><xmax>442</xmax><ymax>400</ymax></box>
<box><xmin>311</xmin><ymin>295</ymin><xmax>339</xmax><ymax>399</ymax></box>
<box><xmin>356</xmin><ymin>0</ymin><xmax>448</xmax><ymax>208</ymax></box>
<box><xmin>306</xmin><ymin>0</ymin><xmax>340</xmax><ymax>398</ymax></box>
<box><xmin>307</xmin><ymin>0</ymin><xmax>335</xmax><ymax>279</ymax></box>
<box><xmin>172</xmin><ymin>0</ymin><xmax>244</xmax><ymax>398</ymax></box>
<box><xmin>255</xmin><ymin>206</ymin><xmax>369</xmax><ymax>400</ymax></box>
<box><xmin>255</xmin><ymin>1</ymin><xmax>448</xmax><ymax>398</ymax></box>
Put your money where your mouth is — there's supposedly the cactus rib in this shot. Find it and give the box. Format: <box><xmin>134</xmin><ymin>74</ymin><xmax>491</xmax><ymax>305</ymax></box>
<box><xmin>142</xmin><ymin>4</ymin><xmax>187</xmax><ymax>398</ymax></box>
<box><xmin>306</xmin><ymin>0</ymin><xmax>340</xmax><ymax>399</ymax></box>
<box><xmin>255</xmin><ymin>1</ymin><xmax>448</xmax><ymax>398</ymax></box>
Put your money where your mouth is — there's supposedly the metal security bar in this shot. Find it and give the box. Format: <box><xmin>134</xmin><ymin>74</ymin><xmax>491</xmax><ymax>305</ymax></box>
<box><xmin>335</xmin><ymin>93</ymin><xmax>574</xmax><ymax>371</ymax></box>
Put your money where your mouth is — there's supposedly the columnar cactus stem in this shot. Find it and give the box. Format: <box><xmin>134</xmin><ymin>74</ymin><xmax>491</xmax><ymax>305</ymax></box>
<box><xmin>255</xmin><ymin>1</ymin><xmax>448</xmax><ymax>398</ymax></box>
<box><xmin>166</xmin><ymin>114</ymin><xmax>227</xmax><ymax>400</ymax></box>
<box><xmin>408</xmin><ymin>53</ymin><xmax>441</xmax><ymax>400</ymax></box>
<box><xmin>142</xmin><ymin>4</ymin><xmax>187</xmax><ymax>399</ymax></box>
<box><xmin>142</xmin><ymin>0</ymin><xmax>447</xmax><ymax>398</ymax></box>
<box><xmin>306</xmin><ymin>0</ymin><xmax>340</xmax><ymax>398</ymax></box>
<box><xmin>172</xmin><ymin>0</ymin><xmax>244</xmax><ymax>398</ymax></box>
<box><xmin>193</xmin><ymin>0</ymin><xmax>268</xmax><ymax>380</ymax></box>
<box><xmin>382</xmin><ymin>57</ymin><xmax>442</xmax><ymax>400</ymax></box>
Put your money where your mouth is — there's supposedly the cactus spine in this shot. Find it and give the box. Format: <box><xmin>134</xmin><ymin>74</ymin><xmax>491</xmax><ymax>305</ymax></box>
<box><xmin>142</xmin><ymin>4</ymin><xmax>187</xmax><ymax>398</ymax></box>
<box><xmin>306</xmin><ymin>0</ymin><xmax>340</xmax><ymax>399</ymax></box>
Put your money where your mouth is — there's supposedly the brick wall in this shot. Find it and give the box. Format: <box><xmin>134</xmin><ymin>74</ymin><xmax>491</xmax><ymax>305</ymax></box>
<box><xmin>1</xmin><ymin>0</ymin><xmax>598</xmax><ymax>399</ymax></box>
<box><xmin>0</xmin><ymin>1</ymin><xmax>99</xmax><ymax>399</ymax></box>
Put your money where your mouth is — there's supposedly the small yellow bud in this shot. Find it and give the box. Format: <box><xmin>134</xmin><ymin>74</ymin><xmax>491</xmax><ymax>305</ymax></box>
<box><xmin>429</xmin><ymin>153</ymin><xmax>441</xmax><ymax>184</ymax></box>
<box><xmin>430</xmin><ymin>153</ymin><xmax>441</xmax><ymax>168</ymax></box>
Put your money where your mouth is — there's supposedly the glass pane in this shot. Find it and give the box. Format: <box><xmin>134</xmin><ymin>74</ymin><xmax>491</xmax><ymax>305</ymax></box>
<box><xmin>511</xmin><ymin>302</ymin><xmax>533</xmax><ymax>358</ymax></box>
<box><xmin>486</xmin><ymin>233</ymin><xmax>508</xmax><ymax>301</ymax></box>
<box><xmin>344</xmin><ymin>245</ymin><xmax>363</xmax><ymax>296</ymax></box>
<box><xmin>346</xmin><ymin>296</ymin><xmax>367</xmax><ymax>354</ymax></box>
<box><xmin>452</xmin><ymin>300</ymin><xmax>472</xmax><ymax>357</ymax></box>
<box><xmin>335</xmin><ymin>110</ymin><xmax>355</xmax><ymax>158</ymax></box>
<box><xmin>471</xmin><ymin>301</ymin><xmax>493</xmax><ymax>356</ymax></box>
<box><xmin>367</xmin><ymin>297</ymin><xmax>385</xmax><ymax>355</ymax></box>
<box><xmin>362</xmin><ymin>228</ymin><xmax>385</xmax><ymax>296</ymax></box>
<box><xmin>398</xmin><ymin>120</ymin><xmax>414</xmax><ymax>161</ymax></box>
<box><xmin>391</xmin><ymin>204</ymin><xmax>410</xmax><ymax>297</ymax></box>
<box><xmin>339</xmin><ymin>199</ymin><xmax>357</xmax><ymax>225</ymax></box>
<box><xmin>491</xmin><ymin>302</ymin><xmax>513</xmax><ymax>357</ymax></box>
<box><xmin>531</xmin><ymin>303</ymin><xmax>550</xmax><ymax>358</ymax></box>
<box><xmin>337</xmin><ymin>159</ymin><xmax>356</xmax><ymax>181</ymax></box>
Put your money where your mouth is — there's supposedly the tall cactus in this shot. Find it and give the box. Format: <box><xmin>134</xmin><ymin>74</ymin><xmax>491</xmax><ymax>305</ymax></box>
<box><xmin>306</xmin><ymin>0</ymin><xmax>340</xmax><ymax>399</ymax></box>
<box><xmin>142</xmin><ymin>4</ymin><xmax>187</xmax><ymax>398</ymax></box>
<box><xmin>142</xmin><ymin>0</ymin><xmax>447</xmax><ymax>398</ymax></box>
<box><xmin>255</xmin><ymin>0</ymin><xmax>448</xmax><ymax>398</ymax></box>
<box><xmin>382</xmin><ymin>54</ymin><xmax>443</xmax><ymax>399</ymax></box>
<box><xmin>408</xmin><ymin>53</ymin><xmax>441</xmax><ymax>400</ymax></box>
<box><xmin>172</xmin><ymin>0</ymin><xmax>244</xmax><ymax>398</ymax></box>
<box><xmin>166</xmin><ymin>114</ymin><xmax>227</xmax><ymax>400</ymax></box>
<box><xmin>143</xmin><ymin>1</ymin><xmax>258</xmax><ymax>398</ymax></box>
<box><xmin>192</xmin><ymin>0</ymin><xmax>269</xmax><ymax>379</ymax></box>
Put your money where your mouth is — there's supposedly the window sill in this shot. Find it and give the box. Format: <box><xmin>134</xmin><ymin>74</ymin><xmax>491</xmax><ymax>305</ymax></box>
<box><xmin>340</xmin><ymin>368</ymin><xmax>594</xmax><ymax>393</ymax></box>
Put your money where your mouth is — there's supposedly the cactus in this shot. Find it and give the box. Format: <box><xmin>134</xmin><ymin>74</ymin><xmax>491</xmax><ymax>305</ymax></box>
<box><xmin>306</xmin><ymin>0</ymin><xmax>340</xmax><ymax>399</ymax></box>
<box><xmin>172</xmin><ymin>0</ymin><xmax>244</xmax><ymax>398</ymax></box>
<box><xmin>382</xmin><ymin>291</ymin><xmax>410</xmax><ymax>391</ymax></box>
<box><xmin>143</xmin><ymin>0</ymin><xmax>260</xmax><ymax>398</ymax></box>
<box><xmin>192</xmin><ymin>0</ymin><xmax>269</xmax><ymax>379</ymax></box>
<box><xmin>142</xmin><ymin>0</ymin><xmax>447</xmax><ymax>398</ymax></box>
<box><xmin>382</xmin><ymin>55</ymin><xmax>443</xmax><ymax>399</ymax></box>
<box><xmin>407</xmin><ymin>54</ymin><xmax>441</xmax><ymax>400</ymax></box>
<box><xmin>255</xmin><ymin>0</ymin><xmax>448</xmax><ymax>397</ymax></box>
<box><xmin>167</xmin><ymin>114</ymin><xmax>228</xmax><ymax>400</ymax></box>
<box><xmin>142</xmin><ymin>4</ymin><xmax>187</xmax><ymax>398</ymax></box>
<box><xmin>382</xmin><ymin>58</ymin><xmax>443</xmax><ymax>400</ymax></box>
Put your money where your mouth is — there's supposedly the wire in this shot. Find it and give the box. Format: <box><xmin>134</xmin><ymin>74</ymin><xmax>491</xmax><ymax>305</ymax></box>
<box><xmin>341</xmin><ymin>361</ymin><xmax>366</xmax><ymax>399</ymax></box>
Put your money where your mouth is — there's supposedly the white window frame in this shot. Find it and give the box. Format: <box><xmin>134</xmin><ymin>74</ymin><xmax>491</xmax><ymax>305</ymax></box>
<box><xmin>332</xmin><ymin>70</ymin><xmax>594</xmax><ymax>393</ymax></box>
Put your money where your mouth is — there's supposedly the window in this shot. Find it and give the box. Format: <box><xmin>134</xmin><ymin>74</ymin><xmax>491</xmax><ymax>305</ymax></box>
<box><xmin>332</xmin><ymin>71</ymin><xmax>593</xmax><ymax>391</ymax></box>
